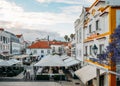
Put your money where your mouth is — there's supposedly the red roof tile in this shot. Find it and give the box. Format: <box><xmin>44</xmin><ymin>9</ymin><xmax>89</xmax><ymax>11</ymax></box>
<box><xmin>28</xmin><ymin>41</ymin><xmax>51</xmax><ymax>49</ymax></box>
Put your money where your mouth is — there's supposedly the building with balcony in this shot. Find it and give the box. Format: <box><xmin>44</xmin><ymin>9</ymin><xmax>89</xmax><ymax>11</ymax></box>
<box><xmin>75</xmin><ymin>0</ymin><xmax>120</xmax><ymax>86</ymax></box>
<box><xmin>74</xmin><ymin>7</ymin><xmax>87</xmax><ymax>63</ymax></box>
<box><xmin>5</xmin><ymin>31</ymin><xmax>21</xmax><ymax>55</ymax></box>
<box><xmin>0</xmin><ymin>28</ymin><xmax>10</xmax><ymax>56</ymax></box>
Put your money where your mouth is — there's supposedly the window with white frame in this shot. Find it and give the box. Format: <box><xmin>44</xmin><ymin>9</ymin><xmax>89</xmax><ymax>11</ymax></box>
<box><xmin>96</xmin><ymin>20</ymin><xmax>100</xmax><ymax>30</ymax></box>
<box><xmin>99</xmin><ymin>44</ymin><xmax>104</xmax><ymax>54</ymax></box>
<box><xmin>41</xmin><ymin>50</ymin><xmax>44</xmax><ymax>53</ymax></box>
<box><xmin>85</xmin><ymin>46</ymin><xmax>88</xmax><ymax>55</ymax></box>
<box><xmin>79</xmin><ymin>29</ymin><xmax>81</xmax><ymax>43</ymax></box>
<box><xmin>89</xmin><ymin>25</ymin><xmax>92</xmax><ymax>33</ymax></box>
<box><xmin>33</xmin><ymin>50</ymin><xmax>37</xmax><ymax>54</ymax></box>
<box><xmin>47</xmin><ymin>50</ymin><xmax>50</xmax><ymax>54</ymax></box>
<box><xmin>90</xmin><ymin>45</ymin><xmax>92</xmax><ymax>55</ymax></box>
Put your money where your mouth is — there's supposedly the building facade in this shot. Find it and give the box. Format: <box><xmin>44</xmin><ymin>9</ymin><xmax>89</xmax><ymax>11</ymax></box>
<box><xmin>75</xmin><ymin>0</ymin><xmax>120</xmax><ymax>86</ymax></box>
<box><xmin>0</xmin><ymin>28</ymin><xmax>10</xmax><ymax>55</ymax></box>
<box><xmin>49</xmin><ymin>41</ymin><xmax>68</xmax><ymax>55</ymax></box>
<box><xmin>16</xmin><ymin>34</ymin><xmax>25</xmax><ymax>54</ymax></box>
<box><xmin>26</xmin><ymin>40</ymin><xmax>51</xmax><ymax>59</ymax></box>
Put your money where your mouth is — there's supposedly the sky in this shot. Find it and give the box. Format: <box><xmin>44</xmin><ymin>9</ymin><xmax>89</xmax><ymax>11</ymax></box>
<box><xmin>0</xmin><ymin>0</ymin><xmax>95</xmax><ymax>41</ymax></box>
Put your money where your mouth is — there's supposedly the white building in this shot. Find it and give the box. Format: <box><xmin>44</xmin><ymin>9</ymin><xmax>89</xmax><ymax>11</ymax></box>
<box><xmin>0</xmin><ymin>28</ymin><xmax>10</xmax><ymax>55</ymax></box>
<box><xmin>71</xmin><ymin>38</ymin><xmax>76</xmax><ymax>57</ymax></box>
<box><xmin>75</xmin><ymin>0</ymin><xmax>120</xmax><ymax>86</ymax></box>
<box><xmin>74</xmin><ymin>7</ymin><xmax>88</xmax><ymax>63</ymax></box>
<box><xmin>16</xmin><ymin>34</ymin><xmax>25</xmax><ymax>54</ymax></box>
<box><xmin>26</xmin><ymin>40</ymin><xmax>51</xmax><ymax>59</ymax></box>
<box><xmin>49</xmin><ymin>41</ymin><xmax>68</xmax><ymax>55</ymax></box>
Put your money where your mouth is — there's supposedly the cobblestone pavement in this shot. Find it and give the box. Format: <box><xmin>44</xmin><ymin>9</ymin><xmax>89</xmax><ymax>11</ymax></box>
<box><xmin>0</xmin><ymin>81</ymin><xmax>81</xmax><ymax>86</ymax></box>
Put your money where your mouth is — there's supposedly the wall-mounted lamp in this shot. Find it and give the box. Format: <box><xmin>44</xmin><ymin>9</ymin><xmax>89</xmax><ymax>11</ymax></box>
<box><xmin>92</xmin><ymin>44</ymin><xmax>98</xmax><ymax>55</ymax></box>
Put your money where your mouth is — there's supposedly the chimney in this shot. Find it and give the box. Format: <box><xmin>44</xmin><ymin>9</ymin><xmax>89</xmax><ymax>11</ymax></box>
<box><xmin>0</xmin><ymin>28</ymin><xmax>4</xmax><ymax>31</ymax></box>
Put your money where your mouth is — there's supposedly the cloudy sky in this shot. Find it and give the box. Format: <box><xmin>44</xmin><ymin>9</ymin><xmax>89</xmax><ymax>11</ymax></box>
<box><xmin>0</xmin><ymin>0</ymin><xmax>95</xmax><ymax>41</ymax></box>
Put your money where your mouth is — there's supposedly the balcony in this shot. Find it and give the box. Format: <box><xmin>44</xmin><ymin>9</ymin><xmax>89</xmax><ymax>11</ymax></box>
<box><xmin>85</xmin><ymin>53</ymin><xmax>110</xmax><ymax>68</ymax></box>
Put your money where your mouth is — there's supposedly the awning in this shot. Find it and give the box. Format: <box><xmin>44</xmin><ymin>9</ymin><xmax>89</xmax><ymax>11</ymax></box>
<box><xmin>75</xmin><ymin>65</ymin><xmax>105</xmax><ymax>84</ymax></box>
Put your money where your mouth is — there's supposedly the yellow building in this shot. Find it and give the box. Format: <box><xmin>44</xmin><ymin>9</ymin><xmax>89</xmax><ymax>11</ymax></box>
<box><xmin>75</xmin><ymin>0</ymin><xmax>120</xmax><ymax>86</ymax></box>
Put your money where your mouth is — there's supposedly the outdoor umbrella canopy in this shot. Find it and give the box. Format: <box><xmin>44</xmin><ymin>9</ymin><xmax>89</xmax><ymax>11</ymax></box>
<box><xmin>8</xmin><ymin>59</ymin><xmax>21</xmax><ymax>65</ymax></box>
<box><xmin>60</xmin><ymin>55</ymin><xmax>69</xmax><ymax>60</ymax></box>
<box><xmin>0</xmin><ymin>60</ymin><xmax>13</xmax><ymax>66</ymax></box>
<box><xmin>34</xmin><ymin>55</ymin><xmax>66</xmax><ymax>67</ymax></box>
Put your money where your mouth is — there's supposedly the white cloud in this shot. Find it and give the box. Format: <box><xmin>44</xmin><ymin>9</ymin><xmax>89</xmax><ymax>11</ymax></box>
<box><xmin>0</xmin><ymin>0</ymin><xmax>95</xmax><ymax>41</ymax></box>
<box><xmin>0</xmin><ymin>0</ymin><xmax>74</xmax><ymax>29</ymax></box>
<box><xmin>36</xmin><ymin>0</ymin><xmax>96</xmax><ymax>5</ymax></box>
<box><xmin>36</xmin><ymin>0</ymin><xmax>82</xmax><ymax>5</ymax></box>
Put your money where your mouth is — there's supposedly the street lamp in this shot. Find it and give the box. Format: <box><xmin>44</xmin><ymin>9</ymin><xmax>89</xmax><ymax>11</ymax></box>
<box><xmin>92</xmin><ymin>44</ymin><xmax>98</xmax><ymax>55</ymax></box>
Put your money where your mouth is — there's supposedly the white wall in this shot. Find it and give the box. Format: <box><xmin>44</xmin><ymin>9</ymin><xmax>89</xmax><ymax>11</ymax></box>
<box><xmin>0</xmin><ymin>30</ymin><xmax>10</xmax><ymax>54</ymax></box>
<box><xmin>26</xmin><ymin>48</ymin><xmax>51</xmax><ymax>57</ymax></box>
<box><xmin>51</xmin><ymin>45</ymin><xmax>63</xmax><ymax>54</ymax></box>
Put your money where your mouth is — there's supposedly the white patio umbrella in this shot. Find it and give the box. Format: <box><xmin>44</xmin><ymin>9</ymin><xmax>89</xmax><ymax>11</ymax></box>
<box><xmin>8</xmin><ymin>59</ymin><xmax>21</xmax><ymax>65</ymax></box>
<box><xmin>0</xmin><ymin>60</ymin><xmax>13</xmax><ymax>66</ymax></box>
<box><xmin>34</xmin><ymin>55</ymin><xmax>66</xmax><ymax>67</ymax></box>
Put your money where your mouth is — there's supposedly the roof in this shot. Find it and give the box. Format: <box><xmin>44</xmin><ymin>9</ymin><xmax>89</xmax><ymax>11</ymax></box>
<box><xmin>28</xmin><ymin>41</ymin><xmax>51</xmax><ymax>49</ymax></box>
<box><xmin>49</xmin><ymin>41</ymin><xmax>68</xmax><ymax>46</ymax></box>
<box><xmin>16</xmin><ymin>34</ymin><xmax>22</xmax><ymax>38</ymax></box>
<box><xmin>0</xmin><ymin>28</ymin><xmax>4</xmax><ymax>31</ymax></box>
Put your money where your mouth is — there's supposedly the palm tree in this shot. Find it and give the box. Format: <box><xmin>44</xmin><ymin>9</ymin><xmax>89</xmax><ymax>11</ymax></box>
<box><xmin>64</xmin><ymin>35</ymin><xmax>68</xmax><ymax>42</ymax></box>
<box><xmin>70</xmin><ymin>33</ymin><xmax>74</xmax><ymax>41</ymax></box>
<box><xmin>67</xmin><ymin>37</ymin><xmax>70</xmax><ymax>42</ymax></box>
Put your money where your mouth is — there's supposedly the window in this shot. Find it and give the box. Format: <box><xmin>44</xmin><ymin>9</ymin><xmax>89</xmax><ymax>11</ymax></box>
<box><xmin>0</xmin><ymin>36</ymin><xmax>2</xmax><ymax>41</ymax></box>
<box><xmin>47</xmin><ymin>50</ymin><xmax>50</xmax><ymax>54</ymax></box>
<box><xmin>90</xmin><ymin>45</ymin><xmax>92</xmax><ymax>55</ymax></box>
<box><xmin>99</xmin><ymin>44</ymin><xmax>104</xmax><ymax>54</ymax></box>
<box><xmin>33</xmin><ymin>50</ymin><xmax>37</xmax><ymax>54</ymax></box>
<box><xmin>85</xmin><ymin>46</ymin><xmax>88</xmax><ymax>55</ymax></box>
<box><xmin>96</xmin><ymin>20</ymin><xmax>99</xmax><ymax>30</ymax></box>
<box><xmin>41</xmin><ymin>50</ymin><xmax>44</xmax><ymax>53</ymax></box>
<box><xmin>79</xmin><ymin>30</ymin><xmax>81</xmax><ymax>42</ymax></box>
<box><xmin>3</xmin><ymin>36</ymin><xmax>5</xmax><ymax>43</ymax></box>
<box><xmin>52</xmin><ymin>47</ymin><xmax>55</xmax><ymax>53</ymax></box>
<box><xmin>89</xmin><ymin>25</ymin><xmax>92</xmax><ymax>33</ymax></box>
